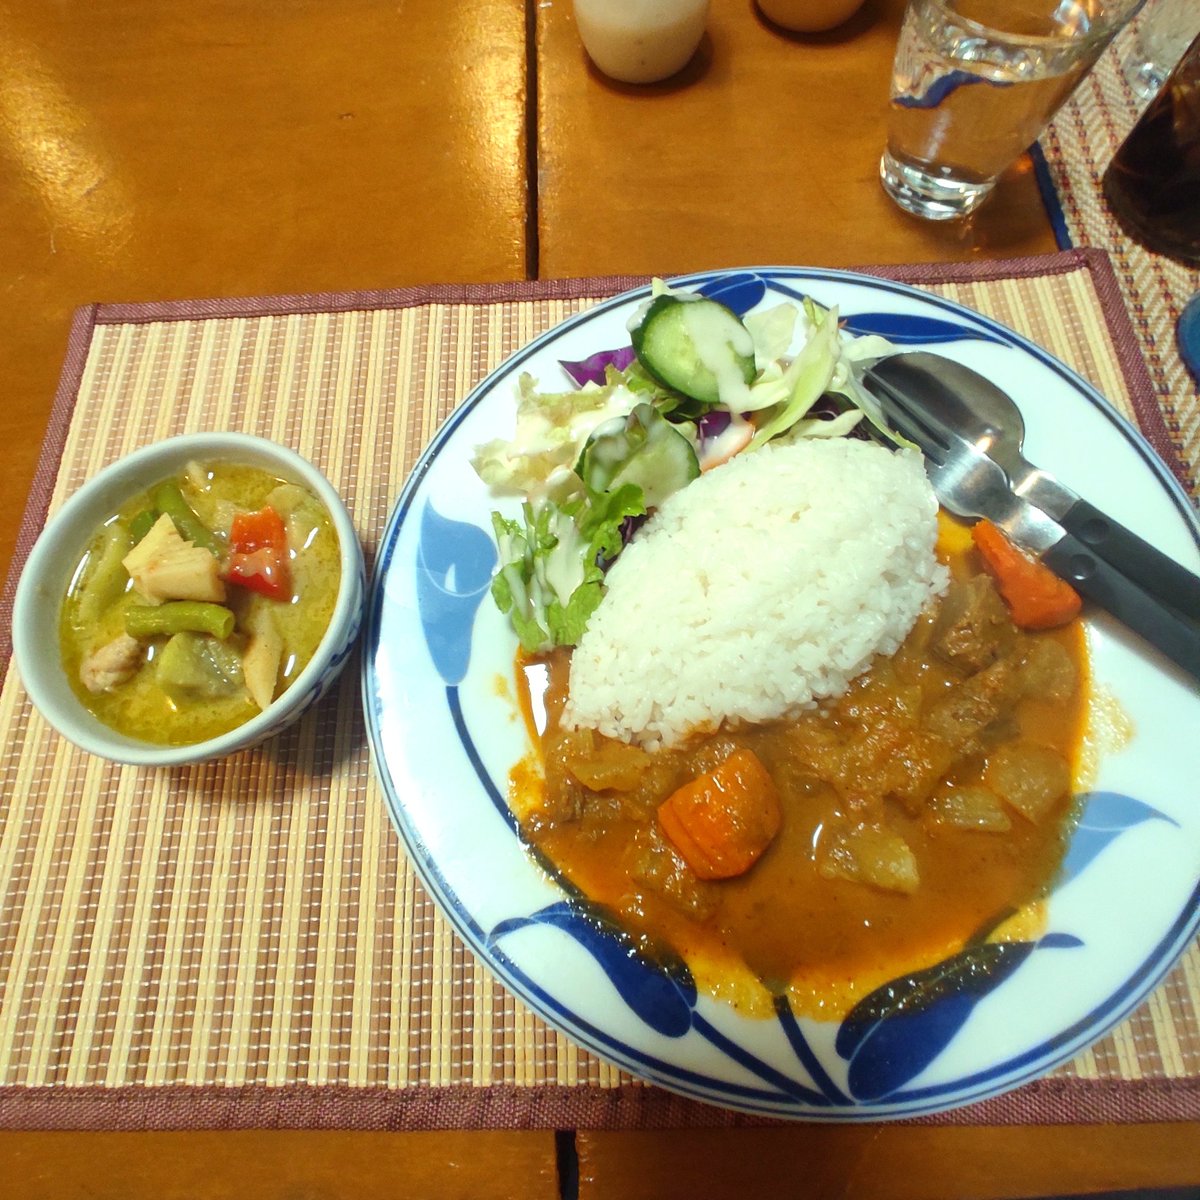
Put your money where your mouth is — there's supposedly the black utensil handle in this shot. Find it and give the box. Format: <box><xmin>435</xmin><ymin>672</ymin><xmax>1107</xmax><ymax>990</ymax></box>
<box><xmin>1059</xmin><ymin>498</ymin><xmax>1200</xmax><ymax>621</ymax></box>
<box><xmin>1044</xmin><ymin>533</ymin><xmax>1200</xmax><ymax>683</ymax></box>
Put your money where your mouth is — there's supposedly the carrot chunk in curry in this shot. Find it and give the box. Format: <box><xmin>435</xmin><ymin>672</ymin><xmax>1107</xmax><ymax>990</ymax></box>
<box><xmin>657</xmin><ymin>748</ymin><xmax>782</xmax><ymax>880</ymax></box>
<box><xmin>971</xmin><ymin>518</ymin><xmax>1082</xmax><ymax>630</ymax></box>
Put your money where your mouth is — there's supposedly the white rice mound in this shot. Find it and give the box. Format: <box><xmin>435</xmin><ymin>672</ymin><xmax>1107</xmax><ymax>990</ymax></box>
<box><xmin>562</xmin><ymin>437</ymin><xmax>948</xmax><ymax>748</ymax></box>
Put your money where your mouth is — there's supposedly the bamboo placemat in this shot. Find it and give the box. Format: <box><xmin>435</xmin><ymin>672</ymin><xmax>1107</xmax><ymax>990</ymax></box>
<box><xmin>1</xmin><ymin>251</ymin><xmax>1198</xmax><ymax>1131</ymax></box>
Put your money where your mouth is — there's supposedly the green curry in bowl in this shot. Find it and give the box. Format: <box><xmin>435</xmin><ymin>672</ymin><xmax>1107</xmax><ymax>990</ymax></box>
<box><xmin>60</xmin><ymin>460</ymin><xmax>341</xmax><ymax>746</ymax></box>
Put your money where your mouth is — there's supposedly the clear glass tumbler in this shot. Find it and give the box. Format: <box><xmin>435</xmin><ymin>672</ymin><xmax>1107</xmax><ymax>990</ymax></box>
<box><xmin>881</xmin><ymin>0</ymin><xmax>1143</xmax><ymax>221</ymax></box>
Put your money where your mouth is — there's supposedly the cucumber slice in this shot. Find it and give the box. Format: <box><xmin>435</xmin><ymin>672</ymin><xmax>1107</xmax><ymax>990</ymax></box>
<box><xmin>631</xmin><ymin>294</ymin><xmax>757</xmax><ymax>405</ymax></box>
<box><xmin>577</xmin><ymin>403</ymin><xmax>699</xmax><ymax>509</ymax></box>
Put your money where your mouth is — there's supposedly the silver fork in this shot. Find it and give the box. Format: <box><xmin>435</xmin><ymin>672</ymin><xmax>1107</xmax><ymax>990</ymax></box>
<box><xmin>867</xmin><ymin>371</ymin><xmax>1064</xmax><ymax>556</ymax></box>
<box><xmin>865</xmin><ymin>373</ymin><xmax>1200</xmax><ymax>683</ymax></box>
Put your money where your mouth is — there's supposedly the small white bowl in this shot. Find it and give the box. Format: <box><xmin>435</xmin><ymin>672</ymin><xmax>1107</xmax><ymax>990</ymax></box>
<box><xmin>12</xmin><ymin>432</ymin><xmax>366</xmax><ymax>767</ymax></box>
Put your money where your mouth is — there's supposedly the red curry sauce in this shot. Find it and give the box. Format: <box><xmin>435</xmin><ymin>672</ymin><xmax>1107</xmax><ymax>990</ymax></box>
<box><xmin>509</xmin><ymin>535</ymin><xmax>1089</xmax><ymax>1017</ymax></box>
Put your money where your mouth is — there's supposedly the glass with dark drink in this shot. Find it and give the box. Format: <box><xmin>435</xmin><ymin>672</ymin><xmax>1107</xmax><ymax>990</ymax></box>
<box><xmin>1103</xmin><ymin>31</ymin><xmax>1200</xmax><ymax>265</ymax></box>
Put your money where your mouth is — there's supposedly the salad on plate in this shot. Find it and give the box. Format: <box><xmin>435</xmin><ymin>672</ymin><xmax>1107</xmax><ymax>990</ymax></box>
<box><xmin>472</xmin><ymin>280</ymin><xmax>901</xmax><ymax>654</ymax></box>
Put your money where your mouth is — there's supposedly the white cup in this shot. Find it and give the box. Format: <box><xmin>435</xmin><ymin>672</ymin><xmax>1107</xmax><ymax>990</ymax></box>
<box><xmin>756</xmin><ymin>0</ymin><xmax>866</xmax><ymax>33</ymax></box>
<box><xmin>573</xmin><ymin>0</ymin><xmax>710</xmax><ymax>84</ymax></box>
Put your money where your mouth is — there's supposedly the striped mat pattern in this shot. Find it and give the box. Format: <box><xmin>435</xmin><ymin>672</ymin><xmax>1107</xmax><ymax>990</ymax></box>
<box><xmin>0</xmin><ymin>253</ymin><xmax>1197</xmax><ymax>1129</ymax></box>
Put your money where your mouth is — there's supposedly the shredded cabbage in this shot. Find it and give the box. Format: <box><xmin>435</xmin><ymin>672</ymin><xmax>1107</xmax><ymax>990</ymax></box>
<box><xmin>471</xmin><ymin>373</ymin><xmax>640</xmax><ymax>498</ymax></box>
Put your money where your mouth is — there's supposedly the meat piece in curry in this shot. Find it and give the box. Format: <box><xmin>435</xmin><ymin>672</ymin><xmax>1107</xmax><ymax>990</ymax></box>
<box><xmin>510</xmin><ymin>531</ymin><xmax>1088</xmax><ymax>1017</ymax></box>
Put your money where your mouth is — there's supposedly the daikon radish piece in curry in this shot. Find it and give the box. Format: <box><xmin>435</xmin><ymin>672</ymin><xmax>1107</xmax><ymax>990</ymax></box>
<box><xmin>984</xmin><ymin>742</ymin><xmax>1072</xmax><ymax>823</ymax></box>
<box><xmin>818</xmin><ymin>821</ymin><xmax>920</xmax><ymax>895</ymax></box>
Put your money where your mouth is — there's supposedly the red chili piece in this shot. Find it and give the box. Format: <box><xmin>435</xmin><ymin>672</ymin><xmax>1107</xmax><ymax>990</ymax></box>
<box><xmin>224</xmin><ymin>506</ymin><xmax>292</xmax><ymax>601</ymax></box>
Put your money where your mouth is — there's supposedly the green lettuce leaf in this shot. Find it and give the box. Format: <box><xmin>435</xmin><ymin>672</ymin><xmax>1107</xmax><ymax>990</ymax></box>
<box><xmin>488</xmin><ymin>483</ymin><xmax>646</xmax><ymax>654</ymax></box>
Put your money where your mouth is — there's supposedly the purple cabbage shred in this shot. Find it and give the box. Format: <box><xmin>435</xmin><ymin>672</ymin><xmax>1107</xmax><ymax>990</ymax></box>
<box><xmin>696</xmin><ymin>410</ymin><xmax>732</xmax><ymax>444</ymax></box>
<box><xmin>619</xmin><ymin>512</ymin><xmax>647</xmax><ymax>547</ymax></box>
<box><xmin>597</xmin><ymin>513</ymin><xmax>648</xmax><ymax>572</ymax></box>
<box><xmin>560</xmin><ymin>346</ymin><xmax>637</xmax><ymax>387</ymax></box>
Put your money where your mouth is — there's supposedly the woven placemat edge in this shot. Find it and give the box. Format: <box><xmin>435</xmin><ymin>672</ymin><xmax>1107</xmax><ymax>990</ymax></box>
<box><xmin>87</xmin><ymin>251</ymin><xmax>1108</xmax><ymax>325</ymax></box>
<box><xmin>0</xmin><ymin>1077</ymin><xmax>1196</xmax><ymax>1132</ymax></box>
<box><xmin>0</xmin><ymin>303</ymin><xmax>100</xmax><ymax>677</ymax></box>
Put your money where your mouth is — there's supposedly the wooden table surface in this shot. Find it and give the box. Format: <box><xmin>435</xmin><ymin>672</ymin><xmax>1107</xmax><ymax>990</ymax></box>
<box><xmin>1</xmin><ymin>1</ymin><xmax>1196</xmax><ymax>1197</ymax></box>
<box><xmin>535</xmin><ymin>0</ymin><xmax>1057</xmax><ymax>278</ymax></box>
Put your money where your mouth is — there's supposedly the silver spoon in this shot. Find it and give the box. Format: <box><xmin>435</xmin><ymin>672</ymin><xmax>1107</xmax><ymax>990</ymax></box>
<box><xmin>865</xmin><ymin>351</ymin><xmax>1200</xmax><ymax>621</ymax></box>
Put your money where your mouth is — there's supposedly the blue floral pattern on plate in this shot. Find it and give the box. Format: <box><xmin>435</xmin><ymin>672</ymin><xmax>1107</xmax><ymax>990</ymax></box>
<box><xmin>694</xmin><ymin>270</ymin><xmax>1008</xmax><ymax>345</ymax></box>
<box><xmin>365</xmin><ymin>267</ymin><xmax>1200</xmax><ymax>1119</ymax></box>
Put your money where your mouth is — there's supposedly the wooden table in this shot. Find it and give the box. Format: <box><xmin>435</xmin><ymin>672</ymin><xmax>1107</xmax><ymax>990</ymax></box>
<box><xmin>1</xmin><ymin>1</ymin><xmax>1196</xmax><ymax>1197</ymax></box>
<box><xmin>535</xmin><ymin>0</ymin><xmax>1058</xmax><ymax>277</ymax></box>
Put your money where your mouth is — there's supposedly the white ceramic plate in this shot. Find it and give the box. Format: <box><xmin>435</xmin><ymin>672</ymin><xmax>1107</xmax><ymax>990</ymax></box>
<box><xmin>362</xmin><ymin>268</ymin><xmax>1200</xmax><ymax>1120</ymax></box>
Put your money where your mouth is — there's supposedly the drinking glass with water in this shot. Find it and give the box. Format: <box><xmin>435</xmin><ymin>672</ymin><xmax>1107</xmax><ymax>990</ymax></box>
<box><xmin>881</xmin><ymin>0</ymin><xmax>1143</xmax><ymax>220</ymax></box>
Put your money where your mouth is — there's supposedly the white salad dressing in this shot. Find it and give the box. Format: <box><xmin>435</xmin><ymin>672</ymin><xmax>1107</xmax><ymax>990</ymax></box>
<box><xmin>679</xmin><ymin>296</ymin><xmax>757</xmax><ymax>410</ymax></box>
